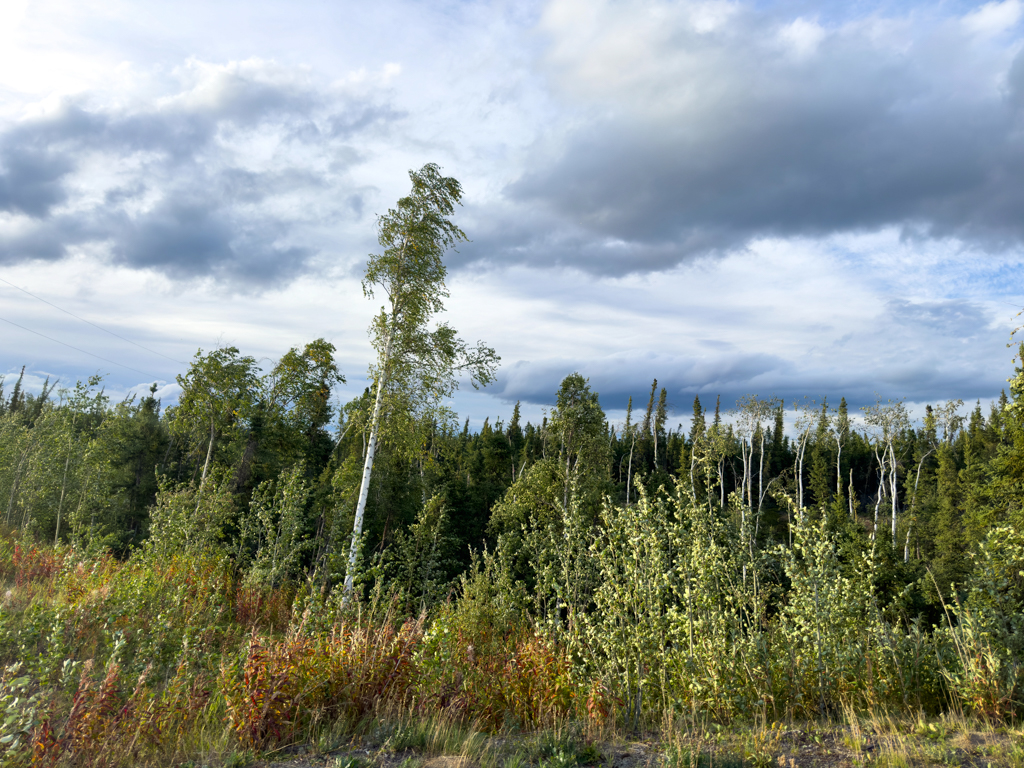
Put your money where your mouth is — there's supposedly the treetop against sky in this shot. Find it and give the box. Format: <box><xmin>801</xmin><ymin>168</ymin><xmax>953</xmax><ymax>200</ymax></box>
<box><xmin>1</xmin><ymin>0</ymin><xmax>1023</xmax><ymax>427</ymax></box>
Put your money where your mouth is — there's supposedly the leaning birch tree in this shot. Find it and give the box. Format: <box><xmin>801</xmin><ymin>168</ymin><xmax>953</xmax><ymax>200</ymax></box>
<box><xmin>343</xmin><ymin>163</ymin><xmax>500</xmax><ymax>594</ymax></box>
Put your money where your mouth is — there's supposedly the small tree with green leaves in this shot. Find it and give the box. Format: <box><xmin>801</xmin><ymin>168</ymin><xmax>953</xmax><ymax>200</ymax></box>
<box><xmin>241</xmin><ymin>461</ymin><xmax>314</xmax><ymax>588</ymax></box>
<box><xmin>171</xmin><ymin>347</ymin><xmax>259</xmax><ymax>494</ymax></box>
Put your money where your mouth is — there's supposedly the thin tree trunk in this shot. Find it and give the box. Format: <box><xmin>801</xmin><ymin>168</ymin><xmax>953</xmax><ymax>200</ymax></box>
<box><xmin>194</xmin><ymin>417</ymin><xmax>216</xmax><ymax>513</ymax></box>
<box><xmin>794</xmin><ymin>453</ymin><xmax>800</xmax><ymax>518</ymax></box>
<box><xmin>746</xmin><ymin>439</ymin><xmax>753</xmax><ymax>518</ymax></box>
<box><xmin>756</xmin><ymin>429</ymin><xmax>766</xmax><ymax>522</ymax></box>
<box><xmin>5</xmin><ymin>448</ymin><xmax>30</xmax><ymax>526</ymax></box>
<box><xmin>889</xmin><ymin>443</ymin><xmax>898</xmax><ymax>548</ymax></box>
<box><xmin>906</xmin><ymin>447</ymin><xmax>934</xmax><ymax>562</ymax></box>
<box><xmin>563</xmin><ymin>430</ymin><xmax>572</xmax><ymax>510</ymax></box>
<box><xmin>872</xmin><ymin>446</ymin><xmax>885</xmax><ymax>539</ymax></box>
<box><xmin>849</xmin><ymin>468</ymin><xmax>855</xmax><ymax>520</ymax></box>
<box><xmin>835</xmin><ymin>442</ymin><xmax>843</xmax><ymax>499</ymax></box>
<box><xmin>626</xmin><ymin>436</ymin><xmax>635</xmax><ymax>505</ymax></box>
<box><xmin>199</xmin><ymin>418</ymin><xmax>215</xmax><ymax>489</ymax></box>
<box><xmin>334</xmin><ymin>419</ymin><xmax>354</xmax><ymax>450</ymax></box>
<box><xmin>796</xmin><ymin>436</ymin><xmax>808</xmax><ymax>519</ymax></box>
<box><xmin>740</xmin><ymin>439</ymin><xmax>749</xmax><ymax>506</ymax></box>
<box><xmin>54</xmin><ymin>430</ymin><xmax>75</xmax><ymax>546</ymax></box>
<box><xmin>718</xmin><ymin>458</ymin><xmax>724</xmax><ymax>509</ymax></box>
<box><xmin>873</xmin><ymin>474</ymin><xmax>883</xmax><ymax>539</ymax></box>
<box><xmin>344</xmin><ymin>331</ymin><xmax>394</xmax><ymax>594</ymax></box>
<box><xmin>745</xmin><ymin>440</ymin><xmax>751</xmax><ymax>510</ymax></box>
<box><xmin>739</xmin><ymin>439</ymin><xmax>749</xmax><ymax>528</ymax></box>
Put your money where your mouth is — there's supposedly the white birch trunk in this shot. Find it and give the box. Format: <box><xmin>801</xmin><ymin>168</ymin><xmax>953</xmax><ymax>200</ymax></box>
<box><xmin>848</xmin><ymin>468</ymin><xmax>855</xmax><ymax>520</ymax></box>
<box><xmin>906</xmin><ymin>447</ymin><xmax>934</xmax><ymax>562</ymax></box>
<box><xmin>872</xmin><ymin>446</ymin><xmax>885</xmax><ymax>539</ymax></box>
<box><xmin>757</xmin><ymin>430</ymin><xmax>765</xmax><ymax>519</ymax></box>
<box><xmin>739</xmin><ymin>439</ymin><xmax>749</xmax><ymax>528</ymax></box>
<box><xmin>835</xmin><ymin>442</ymin><xmax>843</xmax><ymax>499</ymax></box>
<box><xmin>718</xmin><ymin>458</ymin><xmax>724</xmax><ymax>509</ymax></box>
<box><xmin>889</xmin><ymin>443</ymin><xmax>898</xmax><ymax>547</ymax></box>
<box><xmin>796</xmin><ymin>436</ymin><xmax>808</xmax><ymax>519</ymax></box>
<box><xmin>344</xmin><ymin>331</ymin><xmax>394</xmax><ymax>594</ymax></box>
<box><xmin>626</xmin><ymin>436</ymin><xmax>635</xmax><ymax>505</ymax></box>
<box><xmin>195</xmin><ymin>417</ymin><xmax>216</xmax><ymax>512</ymax></box>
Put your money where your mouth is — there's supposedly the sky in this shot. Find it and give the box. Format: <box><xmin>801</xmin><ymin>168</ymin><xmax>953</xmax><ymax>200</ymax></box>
<box><xmin>2</xmin><ymin>0</ymin><xmax>1024</xmax><ymax>430</ymax></box>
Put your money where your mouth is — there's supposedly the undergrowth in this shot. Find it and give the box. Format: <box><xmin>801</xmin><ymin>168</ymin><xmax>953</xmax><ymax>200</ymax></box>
<box><xmin>0</xmin><ymin>505</ymin><xmax>1022</xmax><ymax>767</ymax></box>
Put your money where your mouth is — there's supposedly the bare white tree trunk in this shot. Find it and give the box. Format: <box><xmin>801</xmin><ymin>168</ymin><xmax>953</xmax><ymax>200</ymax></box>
<box><xmin>796</xmin><ymin>436</ymin><xmax>808</xmax><ymax>519</ymax></box>
<box><xmin>626</xmin><ymin>436</ymin><xmax>635</xmax><ymax>505</ymax></box>
<box><xmin>889</xmin><ymin>443</ymin><xmax>899</xmax><ymax>548</ymax></box>
<box><xmin>739</xmin><ymin>438</ymin><xmax>749</xmax><ymax>528</ymax></box>
<box><xmin>757</xmin><ymin>429</ymin><xmax>766</xmax><ymax>519</ymax></box>
<box><xmin>835</xmin><ymin>441</ymin><xmax>843</xmax><ymax>499</ymax></box>
<box><xmin>848</xmin><ymin>468</ymin><xmax>855</xmax><ymax>520</ymax></box>
<box><xmin>906</xmin><ymin>447</ymin><xmax>935</xmax><ymax>562</ymax></box>
<box><xmin>871</xmin><ymin>445</ymin><xmax>886</xmax><ymax>539</ymax></box>
<box><xmin>344</xmin><ymin>332</ymin><xmax>393</xmax><ymax>594</ymax></box>
<box><xmin>195</xmin><ymin>417</ymin><xmax>216</xmax><ymax>513</ymax></box>
<box><xmin>718</xmin><ymin>457</ymin><xmax>725</xmax><ymax>509</ymax></box>
<box><xmin>747</xmin><ymin>440</ymin><xmax>754</xmax><ymax>511</ymax></box>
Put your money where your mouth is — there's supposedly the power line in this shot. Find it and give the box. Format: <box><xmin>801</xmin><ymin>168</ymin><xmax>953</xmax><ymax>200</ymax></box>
<box><xmin>0</xmin><ymin>275</ymin><xmax>187</xmax><ymax>365</ymax></box>
<box><xmin>0</xmin><ymin>315</ymin><xmax>160</xmax><ymax>380</ymax></box>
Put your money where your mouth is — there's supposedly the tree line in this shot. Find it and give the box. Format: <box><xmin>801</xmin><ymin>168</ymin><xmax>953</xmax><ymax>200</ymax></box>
<box><xmin>2</xmin><ymin>337</ymin><xmax>1022</xmax><ymax>621</ymax></box>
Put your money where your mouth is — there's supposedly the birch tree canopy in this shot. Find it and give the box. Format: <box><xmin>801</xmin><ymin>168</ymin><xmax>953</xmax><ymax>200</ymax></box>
<box><xmin>344</xmin><ymin>163</ymin><xmax>500</xmax><ymax>593</ymax></box>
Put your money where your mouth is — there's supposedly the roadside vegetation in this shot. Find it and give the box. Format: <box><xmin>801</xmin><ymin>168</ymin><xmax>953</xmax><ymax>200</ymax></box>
<box><xmin>1</xmin><ymin>165</ymin><xmax>1022</xmax><ymax>767</ymax></box>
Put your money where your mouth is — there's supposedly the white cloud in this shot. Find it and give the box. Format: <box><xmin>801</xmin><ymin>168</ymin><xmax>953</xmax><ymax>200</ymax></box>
<box><xmin>689</xmin><ymin>1</ymin><xmax>739</xmax><ymax>34</ymax></box>
<box><xmin>779</xmin><ymin>18</ymin><xmax>826</xmax><ymax>58</ymax></box>
<box><xmin>963</xmin><ymin>0</ymin><xmax>1023</xmax><ymax>36</ymax></box>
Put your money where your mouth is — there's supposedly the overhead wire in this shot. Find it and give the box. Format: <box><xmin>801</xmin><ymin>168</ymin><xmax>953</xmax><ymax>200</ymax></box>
<box><xmin>0</xmin><ymin>315</ymin><xmax>160</xmax><ymax>380</ymax></box>
<box><xmin>0</xmin><ymin>275</ymin><xmax>187</xmax><ymax>365</ymax></box>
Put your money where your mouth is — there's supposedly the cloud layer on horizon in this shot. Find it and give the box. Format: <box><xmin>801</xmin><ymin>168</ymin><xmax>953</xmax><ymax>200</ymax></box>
<box><xmin>487</xmin><ymin>293</ymin><xmax>1014</xmax><ymax>413</ymax></box>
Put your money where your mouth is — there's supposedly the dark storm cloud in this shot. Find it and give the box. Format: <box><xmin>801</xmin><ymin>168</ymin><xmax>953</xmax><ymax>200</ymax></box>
<box><xmin>458</xmin><ymin>1</ymin><xmax>1024</xmax><ymax>275</ymax></box>
<box><xmin>492</xmin><ymin>297</ymin><xmax>1008</xmax><ymax>412</ymax></box>
<box><xmin>0</xmin><ymin>210</ymin><xmax>107</xmax><ymax>262</ymax></box>
<box><xmin>0</xmin><ymin>64</ymin><xmax>401</xmax><ymax>284</ymax></box>
<box><xmin>0</xmin><ymin>149</ymin><xmax>73</xmax><ymax>217</ymax></box>
<box><xmin>495</xmin><ymin>353</ymin><xmax>1005</xmax><ymax>415</ymax></box>
<box><xmin>111</xmin><ymin>193</ymin><xmax>312</xmax><ymax>283</ymax></box>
